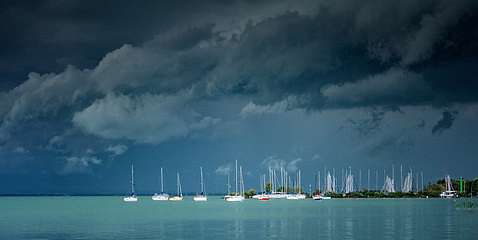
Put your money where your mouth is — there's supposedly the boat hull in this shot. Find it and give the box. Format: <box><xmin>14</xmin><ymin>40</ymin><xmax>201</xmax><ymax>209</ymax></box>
<box><xmin>152</xmin><ymin>194</ymin><xmax>169</xmax><ymax>201</ymax></box>
<box><xmin>169</xmin><ymin>196</ymin><xmax>184</xmax><ymax>201</ymax></box>
<box><xmin>440</xmin><ymin>191</ymin><xmax>458</xmax><ymax>198</ymax></box>
<box><xmin>286</xmin><ymin>194</ymin><xmax>306</xmax><ymax>200</ymax></box>
<box><xmin>193</xmin><ymin>196</ymin><xmax>208</xmax><ymax>201</ymax></box>
<box><xmin>123</xmin><ymin>196</ymin><xmax>138</xmax><ymax>202</ymax></box>
<box><xmin>225</xmin><ymin>196</ymin><xmax>244</xmax><ymax>202</ymax></box>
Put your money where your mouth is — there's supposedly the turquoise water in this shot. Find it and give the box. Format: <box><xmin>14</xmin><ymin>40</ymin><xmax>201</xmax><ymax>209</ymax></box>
<box><xmin>0</xmin><ymin>197</ymin><xmax>476</xmax><ymax>239</ymax></box>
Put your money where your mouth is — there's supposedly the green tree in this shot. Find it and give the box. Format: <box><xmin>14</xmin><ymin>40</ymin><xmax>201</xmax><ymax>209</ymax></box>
<box><xmin>244</xmin><ymin>189</ymin><xmax>256</xmax><ymax>198</ymax></box>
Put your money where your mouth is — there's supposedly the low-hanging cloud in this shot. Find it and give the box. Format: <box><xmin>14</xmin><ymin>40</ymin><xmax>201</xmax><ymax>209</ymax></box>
<box><xmin>105</xmin><ymin>144</ymin><xmax>128</xmax><ymax>156</ymax></box>
<box><xmin>432</xmin><ymin>111</ymin><xmax>458</xmax><ymax>134</ymax></box>
<box><xmin>321</xmin><ymin>68</ymin><xmax>432</xmax><ymax>108</ymax></box>
<box><xmin>61</xmin><ymin>156</ymin><xmax>102</xmax><ymax>175</ymax></box>
<box><xmin>215</xmin><ymin>164</ymin><xmax>232</xmax><ymax>175</ymax></box>
<box><xmin>73</xmin><ymin>92</ymin><xmax>220</xmax><ymax>144</ymax></box>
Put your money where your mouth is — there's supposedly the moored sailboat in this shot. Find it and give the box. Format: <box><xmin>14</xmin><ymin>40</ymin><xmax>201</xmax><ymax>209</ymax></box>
<box><xmin>225</xmin><ymin>160</ymin><xmax>245</xmax><ymax>202</ymax></box>
<box><xmin>193</xmin><ymin>167</ymin><xmax>207</xmax><ymax>202</ymax></box>
<box><xmin>440</xmin><ymin>175</ymin><xmax>458</xmax><ymax>198</ymax></box>
<box><xmin>258</xmin><ymin>175</ymin><xmax>270</xmax><ymax>201</ymax></box>
<box><xmin>286</xmin><ymin>170</ymin><xmax>306</xmax><ymax>200</ymax></box>
<box><xmin>169</xmin><ymin>172</ymin><xmax>184</xmax><ymax>201</ymax></box>
<box><xmin>123</xmin><ymin>163</ymin><xmax>138</xmax><ymax>202</ymax></box>
<box><xmin>152</xmin><ymin>167</ymin><xmax>169</xmax><ymax>201</ymax></box>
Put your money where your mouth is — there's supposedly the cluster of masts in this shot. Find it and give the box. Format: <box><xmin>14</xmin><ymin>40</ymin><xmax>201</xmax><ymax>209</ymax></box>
<box><xmin>250</xmin><ymin>166</ymin><xmax>309</xmax><ymax>200</ymax></box>
<box><xmin>123</xmin><ymin>164</ymin><xmax>207</xmax><ymax>202</ymax></box>
<box><xmin>122</xmin><ymin>162</ymin><xmax>456</xmax><ymax>203</ymax></box>
<box><xmin>316</xmin><ymin>165</ymin><xmax>426</xmax><ymax>194</ymax></box>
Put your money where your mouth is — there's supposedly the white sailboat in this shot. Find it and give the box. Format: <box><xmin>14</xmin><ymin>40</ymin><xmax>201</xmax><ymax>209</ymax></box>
<box><xmin>152</xmin><ymin>167</ymin><xmax>169</xmax><ymax>201</ymax></box>
<box><xmin>440</xmin><ymin>175</ymin><xmax>458</xmax><ymax>198</ymax></box>
<box><xmin>313</xmin><ymin>171</ymin><xmax>322</xmax><ymax>200</ymax></box>
<box><xmin>225</xmin><ymin>160</ymin><xmax>245</xmax><ymax>202</ymax></box>
<box><xmin>267</xmin><ymin>167</ymin><xmax>288</xmax><ymax>199</ymax></box>
<box><xmin>123</xmin><ymin>163</ymin><xmax>138</xmax><ymax>202</ymax></box>
<box><xmin>223</xmin><ymin>171</ymin><xmax>233</xmax><ymax>200</ymax></box>
<box><xmin>257</xmin><ymin>175</ymin><xmax>270</xmax><ymax>201</ymax></box>
<box><xmin>286</xmin><ymin>170</ymin><xmax>306</xmax><ymax>200</ymax></box>
<box><xmin>169</xmin><ymin>172</ymin><xmax>184</xmax><ymax>201</ymax></box>
<box><xmin>193</xmin><ymin>167</ymin><xmax>208</xmax><ymax>201</ymax></box>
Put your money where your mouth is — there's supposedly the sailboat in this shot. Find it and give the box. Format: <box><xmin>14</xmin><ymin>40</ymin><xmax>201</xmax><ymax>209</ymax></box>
<box><xmin>169</xmin><ymin>172</ymin><xmax>184</xmax><ymax>201</ymax></box>
<box><xmin>193</xmin><ymin>167</ymin><xmax>208</xmax><ymax>201</ymax></box>
<box><xmin>286</xmin><ymin>170</ymin><xmax>306</xmax><ymax>200</ymax></box>
<box><xmin>223</xmin><ymin>171</ymin><xmax>233</xmax><ymax>200</ymax></box>
<box><xmin>123</xmin><ymin>163</ymin><xmax>138</xmax><ymax>202</ymax></box>
<box><xmin>225</xmin><ymin>160</ymin><xmax>245</xmax><ymax>202</ymax></box>
<box><xmin>152</xmin><ymin>167</ymin><xmax>169</xmax><ymax>201</ymax></box>
<box><xmin>258</xmin><ymin>175</ymin><xmax>270</xmax><ymax>201</ymax></box>
<box><xmin>440</xmin><ymin>175</ymin><xmax>458</xmax><ymax>198</ymax></box>
<box><xmin>313</xmin><ymin>172</ymin><xmax>322</xmax><ymax>200</ymax></box>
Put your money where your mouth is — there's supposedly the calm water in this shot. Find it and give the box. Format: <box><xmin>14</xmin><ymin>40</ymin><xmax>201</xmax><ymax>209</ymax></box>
<box><xmin>0</xmin><ymin>197</ymin><xmax>476</xmax><ymax>240</ymax></box>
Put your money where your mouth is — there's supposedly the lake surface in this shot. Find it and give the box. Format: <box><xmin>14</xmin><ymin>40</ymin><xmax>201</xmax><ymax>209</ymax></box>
<box><xmin>0</xmin><ymin>196</ymin><xmax>476</xmax><ymax>239</ymax></box>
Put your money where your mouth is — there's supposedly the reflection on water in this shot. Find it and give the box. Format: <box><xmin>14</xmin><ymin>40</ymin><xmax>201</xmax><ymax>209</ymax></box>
<box><xmin>383</xmin><ymin>203</ymin><xmax>395</xmax><ymax>240</ymax></box>
<box><xmin>403</xmin><ymin>202</ymin><xmax>413</xmax><ymax>240</ymax></box>
<box><xmin>343</xmin><ymin>205</ymin><xmax>354</xmax><ymax>240</ymax></box>
<box><xmin>0</xmin><ymin>197</ymin><xmax>477</xmax><ymax>240</ymax></box>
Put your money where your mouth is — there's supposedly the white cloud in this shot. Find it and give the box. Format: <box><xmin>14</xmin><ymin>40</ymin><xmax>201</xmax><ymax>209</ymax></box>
<box><xmin>13</xmin><ymin>146</ymin><xmax>29</xmax><ymax>154</ymax></box>
<box><xmin>105</xmin><ymin>144</ymin><xmax>128</xmax><ymax>156</ymax></box>
<box><xmin>240</xmin><ymin>96</ymin><xmax>299</xmax><ymax>117</ymax></box>
<box><xmin>321</xmin><ymin>68</ymin><xmax>431</xmax><ymax>107</ymax></box>
<box><xmin>262</xmin><ymin>155</ymin><xmax>303</xmax><ymax>172</ymax></box>
<box><xmin>286</xmin><ymin>158</ymin><xmax>302</xmax><ymax>172</ymax></box>
<box><xmin>261</xmin><ymin>155</ymin><xmax>286</xmax><ymax>170</ymax></box>
<box><xmin>72</xmin><ymin>92</ymin><xmax>220</xmax><ymax>144</ymax></box>
<box><xmin>61</xmin><ymin>156</ymin><xmax>102</xmax><ymax>174</ymax></box>
<box><xmin>215</xmin><ymin>164</ymin><xmax>232</xmax><ymax>175</ymax></box>
<box><xmin>85</xmin><ymin>148</ymin><xmax>95</xmax><ymax>154</ymax></box>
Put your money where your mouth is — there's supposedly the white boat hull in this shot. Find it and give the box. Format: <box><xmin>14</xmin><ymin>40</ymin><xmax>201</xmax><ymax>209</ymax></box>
<box><xmin>440</xmin><ymin>191</ymin><xmax>458</xmax><ymax>198</ymax></box>
<box><xmin>123</xmin><ymin>196</ymin><xmax>138</xmax><ymax>202</ymax></box>
<box><xmin>269</xmin><ymin>193</ymin><xmax>288</xmax><ymax>199</ymax></box>
<box><xmin>193</xmin><ymin>196</ymin><xmax>208</xmax><ymax>201</ymax></box>
<box><xmin>286</xmin><ymin>194</ymin><xmax>306</xmax><ymax>200</ymax></box>
<box><xmin>169</xmin><ymin>196</ymin><xmax>184</xmax><ymax>201</ymax></box>
<box><xmin>225</xmin><ymin>195</ymin><xmax>244</xmax><ymax>202</ymax></box>
<box><xmin>152</xmin><ymin>194</ymin><xmax>169</xmax><ymax>201</ymax></box>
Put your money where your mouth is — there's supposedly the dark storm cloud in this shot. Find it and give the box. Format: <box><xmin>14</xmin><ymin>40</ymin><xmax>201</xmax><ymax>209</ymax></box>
<box><xmin>432</xmin><ymin>111</ymin><xmax>458</xmax><ymax>134</ymax></box>
<box><xmin>345</xmin><ymin>110</ymin><xmax>385</xmax><ymax>136</ymax></box>
<box><xmin>206</xmin><ymin>0</ymin><xmax>478</xmax><ymax>111</ymax></box>
<box><xmin>0</xmin><ymin>0</ymin><xmax>478</xmax><ymax>175</ymax></box>
<box><xmin>0</xmin><ymin>0</ymin><xmax>235</xmax><ymax>89</ymax></box>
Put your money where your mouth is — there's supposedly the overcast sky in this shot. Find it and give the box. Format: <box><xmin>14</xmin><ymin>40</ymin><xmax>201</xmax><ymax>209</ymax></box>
<box><xmin>1</xmin><ymin>0</ymin><xmax>478</xmax><ymax>194</ymax></box>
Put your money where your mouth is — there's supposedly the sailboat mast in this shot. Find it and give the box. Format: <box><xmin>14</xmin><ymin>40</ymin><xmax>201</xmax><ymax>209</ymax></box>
<box><xmin>368</xmin><ymin>169</ymin><xmax>370</xmax><ymax>190</ymax></box>
<box><xmin>200</xmin><ymin>167</ymin><xmax>204</xmax><ymax>194</ymax></box>
<box><xmin>263</xmin><ymin>174</ymin><xmax>266</xmax><ymax>194</ymax></box>
<box><xmin>239</xmin><ymin>166</ymin><xmax>244</xmax><ymax>196</ymax></box>
<box><xmin>131</xmin><ymin>164</ymin><xmax>135</xmax><ymax>194</ymax></box>
<box><xmin>260</xmin><ymin>175</ymin><xmax>263</xmax><ymax>193</ymax></box>
<box><xmin>177</xmin><ymin>172</ymin><xmax>180</xmax><ymax>196</ymax></box>
<box><xmin>227</xmin><ymin>171</ymin><xmax>230</xmax><ymax>194</ymax></box>
<box><xmin>235</xmin><ymin>160</ymin><xmax>238</xmax><ymax>196</ymax></box>
<box><xmin>160</xmin><ymin>167</ymin><xmax>164</xmax><ymax>193</ymax></box>
<box><xmin>318</xmin><ymin>171</ymin><xmax>321</xmax><ymax>192</ymax></box>
<box><xmin>298</xmin><ymin>169</ymin><xmax>301</xmax><ymax>194</ymax></box>
<box><xmin>359</xmin><ymin>169</ymin><xmax>362</xmax><ymax>191</ymax></box>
